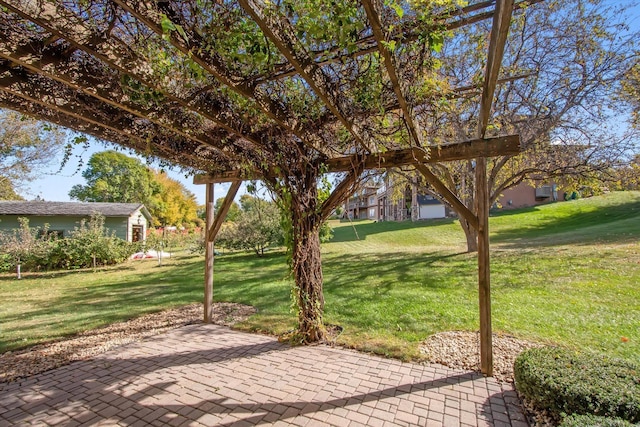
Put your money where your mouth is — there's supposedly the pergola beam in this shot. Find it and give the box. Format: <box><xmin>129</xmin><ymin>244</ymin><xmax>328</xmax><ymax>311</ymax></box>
<box><xmin>256</xmin><ymin>0</ymin><xmax>542</xmax><ymax>83</ymax></box>
<box><xmin>0</xmin><ymin>42</ymin><xmax>236</xmax><ymax>163</ymax></box>
<box><xmin>0</xmin><ymin>90</ymin><xmax>209</xmax><ymax>170</ymax></box>
<box><xmin>362</xmin><ymin>0</ymin><xmax>480</xmax><ymax>229</ymax></box>
<box><xmin>194</xmin><ymin>135</ymin><xmax>521</xmax><ymax>184</ymax></box>
<box><xmin>111</xmin><ymin>0</ymin><xmax>323</xmax><ymax>155</ymax></box>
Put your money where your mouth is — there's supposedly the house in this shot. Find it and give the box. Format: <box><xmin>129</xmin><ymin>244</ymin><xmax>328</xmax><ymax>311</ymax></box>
<box><xmin>498</xmin><ymin>181</ymin><xmax>566</xmax><ymax>209</ymax></box>
<box><xmin>0</xmin><ymin>201</ymin><xmax>152</xmax><ymax>242</ymax></box>
<box><xmin>345</xmin><ymin>181</ymin><xmax>448</xmax><ymax>221</ymax></box>
<box><xmin>344</xmin><ymin>185</ymin><xmax>379</xmax><ymax>220</ymax></box>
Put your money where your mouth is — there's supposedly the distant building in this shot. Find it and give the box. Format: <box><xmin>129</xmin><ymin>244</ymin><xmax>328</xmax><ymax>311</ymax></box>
<box><xmin>0</xmin><ymin>201</ymin><xmax>152</xmax><ymax>242</ymax></box>
<box><xmin>344</xmin><ymin>180</ymin><xmax>449</xmax><ymax>221</ymax></box>
<box><xmin>498</xmin><ymin>181</ymin><xmax>566</xmax><ymax>209</ymax></box>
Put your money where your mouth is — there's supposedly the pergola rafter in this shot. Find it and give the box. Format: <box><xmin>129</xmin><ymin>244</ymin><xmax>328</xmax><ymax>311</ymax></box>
<box><xmin>0</xmin><ymin>41</ymin><xmax>237</xmax><ymax>164</ymax></box>
<box><xmin>239</xmin><ymin>0</ymin><xmax>371</xmax><ymax>154</ymax></box>
<box><xmin>0</xmin><ymin>0</ymin><xmax>298</xmax><ymax>164</ymax></box>
<box><xmin>257</xmin><ymin>0</ymin><xmax>541</xmax><ymax>83</ymax></box>
<box><xmin>0</xmin><ymin>90</ymin><xmax>211</xmax><ymax>169</ymax></box>
<box><xmin>110</xmin><ymin>0</ymin><xmax>326</xmax><ymax>155</ymax></box>
<box><xmin>0</xmin><ymin>0</ymin><xmax>538</xmax><ymax>376</ymax></box>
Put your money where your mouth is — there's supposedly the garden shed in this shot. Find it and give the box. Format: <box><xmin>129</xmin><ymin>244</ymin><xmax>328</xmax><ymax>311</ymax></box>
<box><xmin>0</xmin><ymin>201</ymin><xmax>152</xmax><ymax>242</ymax></box>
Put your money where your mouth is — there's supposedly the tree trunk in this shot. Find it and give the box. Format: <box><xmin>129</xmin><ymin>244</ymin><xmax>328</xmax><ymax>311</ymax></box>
<box><xmin>289</xmin><ymin>177</ymin><xmax>326</xmax><ymax>343</ymax></box>
<box><xmin>461</xmin><ymin>218</ymin><xmax>478</xmax><ymax>253</ymax></box>
<box><xmin>291</xmin><ymin>220</ymin><xmax>325</xmax><ymax>342</ymax></box>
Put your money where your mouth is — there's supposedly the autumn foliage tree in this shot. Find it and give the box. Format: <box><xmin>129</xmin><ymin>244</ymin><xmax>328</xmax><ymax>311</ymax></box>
<box><xmin>150</xmin><ymin>170</ymin><xmax>199</xmax><ymax>227</ymax></box>
<box><xmin>69</xmin><ymin>150</ymin><xmax>160</xmax><ymax>206</ymax></box>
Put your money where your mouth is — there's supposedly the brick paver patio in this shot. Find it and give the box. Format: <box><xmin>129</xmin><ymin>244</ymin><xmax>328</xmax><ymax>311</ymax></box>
<box><xmin>0</xmin><ymin>324</ymin><xmax>528</xmax><ymax>426</ymax></box>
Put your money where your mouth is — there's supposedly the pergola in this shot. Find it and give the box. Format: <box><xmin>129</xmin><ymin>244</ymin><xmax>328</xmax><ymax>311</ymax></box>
<box><xmin>0</xmin><ymin>0</ymin><xmax>537</xmax><ymax>376</ymax></box>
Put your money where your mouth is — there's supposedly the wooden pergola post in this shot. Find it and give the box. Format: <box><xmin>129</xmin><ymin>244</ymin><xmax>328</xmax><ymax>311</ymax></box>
<box><xmin>202</xmin><ymin>180</ymin><xmax>242</xmax><ymax>323</ymax></box>
<box><xmin>476</xmin><ymin>158</ymin><xmax>492</xmax><ymax>375</ymax></box>
<box><xmin>475</xmin><ymin>0</ymin><xmax>515</xmax><ymax>376</ymax></box>
<box><xmin>204</xmin><ymin>182</ymin><xmax>215</xmax><ymax>323</ymax></box>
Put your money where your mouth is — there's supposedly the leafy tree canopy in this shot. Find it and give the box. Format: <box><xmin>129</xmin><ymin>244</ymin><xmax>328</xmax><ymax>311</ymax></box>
<box><xmin>0</xmin><ymin>109</ymin><xmax>67</xmax><ymax>199</ymax></box>
<box><xmin>150</xmin><ymin>170</ymin><xmax>199</xmax><ymax>227</ymax></box>
<box><xmin>69</xmin><ymin>150</ymin><xmax>160</xmax><ymax>206</ymax></box>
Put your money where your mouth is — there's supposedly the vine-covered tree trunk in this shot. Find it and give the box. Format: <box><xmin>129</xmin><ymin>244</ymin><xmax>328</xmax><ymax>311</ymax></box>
<box><xmin>280</xmin><ymin>162</ymin><xmax>327</xmax><ymax>343</ymax></box>
<box><xmin>291</xmin><ymin>211</ymin><xmax>325</xmax><ymax>342</ymax></box>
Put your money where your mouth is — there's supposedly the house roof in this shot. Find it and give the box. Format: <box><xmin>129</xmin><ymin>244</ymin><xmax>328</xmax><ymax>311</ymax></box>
<box><xmin>417</xmin><ymin>195</ymin><xmax>444</xmax><ymax>206</ymax></box>
<box><xmin>0</xmin><ymin>201</ymin><xmax>151</xmax><ymax>219</ymax></box>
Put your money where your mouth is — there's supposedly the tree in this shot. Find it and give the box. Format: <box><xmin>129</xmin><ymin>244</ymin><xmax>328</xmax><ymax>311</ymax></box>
<box><xmin>217</xmin><ymin>198</ymin><xmax>284</xmax><ymax>256</ymax></box>
<box><xmin>0</xmin><ymin>218</ymin><xmax>49</xmax><ymax>279</ymax></box>
<box><xmin>69</xmin><ymin>151</ymin><xmax>160</xmax><ymax>206</ymax></box>
<box><xmin>0</xmin><ymin>109</ymin><xmax>67</xmax><ymax>199</ymax></box>
<box><xmin>406</xmin><ymin>0</ymin><xmax>640</xmax><ymax>252</ymax></box>
<box><xmin>149</xmin><ymin>170</ymin><xmax>199</xmax><ymax>227</ymax></box>
<box><xmin>621</xmin><ymin>60</ymin><xmax>640</xmax><ymax>129</ymax></box>
<box><xmin>214</xmin><ymin>197</ymin><xmax>241</xmax><ymax>222</ymax></box>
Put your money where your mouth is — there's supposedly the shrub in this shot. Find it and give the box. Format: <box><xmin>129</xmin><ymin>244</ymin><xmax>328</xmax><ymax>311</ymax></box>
<box><xmin>514</xmin><ymin>347</ymin><xmax>640</xmax><ymax>423</ymax></box>
<box><xmin>0</xmin><ymin>214</ymin><xmax>139</xmax><ymax>272</ymax></box>
<box><xmin>560</xmin><ymin>414</ymin><xmax>639</xmax><ymax>427</ymax></box>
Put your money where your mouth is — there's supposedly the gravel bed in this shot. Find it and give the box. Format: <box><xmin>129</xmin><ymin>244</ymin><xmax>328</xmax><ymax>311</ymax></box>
<box><xmin>419</xmin><ymin>330</ymin><xmax>543</xmax><ymax>383</ymax></box>
<box><xmin>0</xmin><ymin>302</ymin><xmax>256</xmax><ymax>384</ymax></box>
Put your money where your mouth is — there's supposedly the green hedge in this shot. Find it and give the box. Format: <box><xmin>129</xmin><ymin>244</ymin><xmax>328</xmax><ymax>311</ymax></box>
<box><xmin>560</xmin><ymin>414</ymin><xmax>639</xmax><ymax>427</ymax></box>
<box><xmin>514</xmin><ymin>347</ymin><xmax>640</xmax><ymax>423</ymax></box>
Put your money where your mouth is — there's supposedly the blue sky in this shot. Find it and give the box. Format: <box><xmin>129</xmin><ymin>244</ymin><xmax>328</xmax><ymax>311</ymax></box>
<box><xmin>25</xmin><ymin>142</ymin><xmax>222</xmax><ymax>205</ymax></box>
<box><xmin>21</xmin><ymin>1</ymin><xmax>640</xmax><ymax>204</ymax></box>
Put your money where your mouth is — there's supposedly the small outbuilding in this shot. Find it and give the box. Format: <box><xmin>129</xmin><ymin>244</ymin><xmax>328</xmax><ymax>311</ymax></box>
<box><xmin>0</xmin><ymin>201</ymin><xmax>152</xmax><ymax>242</ymax></box>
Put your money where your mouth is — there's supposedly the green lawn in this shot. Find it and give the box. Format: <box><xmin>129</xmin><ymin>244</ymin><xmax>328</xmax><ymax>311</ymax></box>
<box><xmin>1</xmin><ymin>191</ymin><xmax>639</xmax><ymax>364</ymax></box>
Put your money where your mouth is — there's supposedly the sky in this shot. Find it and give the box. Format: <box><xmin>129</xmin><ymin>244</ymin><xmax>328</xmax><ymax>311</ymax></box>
<box><xmin>19</xmin><ymin>1</ymin><xmax>640</xmax><ymax>204</ymax></box>
<box><xmin>24</xmin><ymin>142</ymin><xmax>243</xmax><ymax>206</ymax></box>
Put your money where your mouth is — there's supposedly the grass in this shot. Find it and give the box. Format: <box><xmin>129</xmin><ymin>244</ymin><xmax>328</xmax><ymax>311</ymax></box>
<box><xmin>1</xmin><ymin>191</ymin><xmax>639</xmax><ymax>365</ymax></box>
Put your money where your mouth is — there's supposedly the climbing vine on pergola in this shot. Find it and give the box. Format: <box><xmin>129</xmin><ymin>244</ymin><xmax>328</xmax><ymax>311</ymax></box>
<box><xmin>0</xmin><ymin>0</ymin><xmax>540</xmax><ymax>375</ymax></box>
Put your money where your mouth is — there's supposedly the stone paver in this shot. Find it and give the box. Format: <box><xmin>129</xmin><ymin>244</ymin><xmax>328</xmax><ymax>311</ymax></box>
<box><xmin>0</xmin><ymin>324</ymin><xmax>528</xmax><ymax>426</ymax></box>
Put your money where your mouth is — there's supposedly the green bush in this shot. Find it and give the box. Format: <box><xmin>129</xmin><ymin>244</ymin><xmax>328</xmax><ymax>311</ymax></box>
<box><xmin>0</xmin><ymin>214</ymin><xmax>140</xmax><ymax>272</ymax></box>
<box><xmin>560</xmin><ymin>414</ymin><xmax>639</xmax><ymax>427</ymax></box>
<box><xmin>514</xmin><ymin>347</ymin><xmax>640</xmax><ymax>423</ymax></box>
<box><xmin>0</xmin><ymin>253</ymin><xmax>13</xmax><ymax>273</ymax></box>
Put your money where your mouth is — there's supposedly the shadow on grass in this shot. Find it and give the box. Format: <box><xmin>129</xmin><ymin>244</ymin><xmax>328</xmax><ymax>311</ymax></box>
<box><xmin>330</xmin><ymin>217</ymin><xmax>458</xmax><ymax>243</ymax></box>
<box><xmin>0</xmin><ymin>251</ymin><xmax>290</xmax><ymax>352</ymax></box>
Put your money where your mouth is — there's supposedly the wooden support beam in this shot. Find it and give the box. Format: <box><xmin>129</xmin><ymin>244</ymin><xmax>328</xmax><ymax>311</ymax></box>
<box><xmin>362</xmin><ymin>0</ymin><xmax>424</xmax><ymax>147</ymax></box>
<box><xmin>194</xmin><ymin>135</ymin><xmax>521</xmax><ymax>184</ymax></box>
<box><xmin>207</xmin><ymin>181</ymin><xmax>242</xmax><ymax>243</ymax></box>
<box><xmin>476</xmin><ymin>0</ymin><xmax>515</xmax><ymax>377</ymax></box>
<box><xmin>415</xmin><ymin>164</ymin><xmax>479</xmax><ymax>231</ymax></box>
<box><xmin>478</xmin><ymin>0</ymin><xmax>515</xmax><ymax>138</ymax></box>
<box><xmin>204</xmin><ymin>183</ymin><xmax>215</xmax><ymax>323</ymax></box>
<box><xmin>320</xmin><ymin>159</ymin><xmax>366</xmax><ymax>220</ymax></box>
